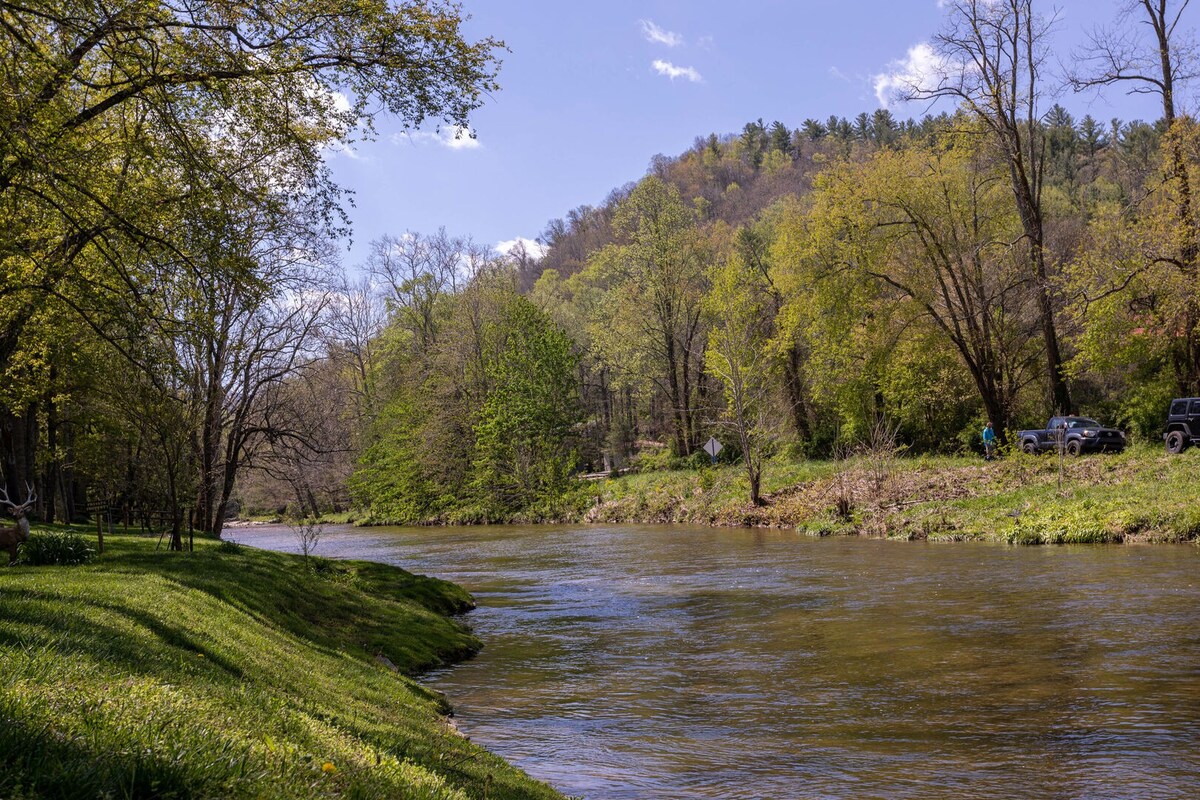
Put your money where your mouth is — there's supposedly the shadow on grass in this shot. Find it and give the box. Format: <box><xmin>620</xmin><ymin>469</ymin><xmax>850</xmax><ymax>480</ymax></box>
<box><xmin>0</xmin><ymin>588</ymin><xmax>244</xmax><ymax>680</ymax></box>
<box><xmin>96</xmin><ymin>540</ymin><xmax>480</xmax><ymax>674</ymax></box>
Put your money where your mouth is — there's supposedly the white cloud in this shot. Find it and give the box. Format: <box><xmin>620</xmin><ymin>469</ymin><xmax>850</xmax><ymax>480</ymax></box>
<box><xmin>496</xmin><ymin>237</ymin><xmax>547</xmax><ymax>260</ymax></box>
<box><xmin>653</xmin><ymin>59</ymin><xmax>703</xmax><ymax>83</ymax></box>
<box><xmin>391</xmin><ymin>125</ymin><xmax>481</xmax><ymax>150</ymax></box>
<box><xmin>828</xmin><ymin>66</ymin><xmax>851</xmax><ymax>83</ymax></box>
<box><xmin>442</xmin><ymin>127</ymin><xmax>481</xmax><ymax>150</ymax></box>
<box><xmin>640</xmin><ymin>19</ymin><xmax>683</xmax><ymax>47</ymax></box>
<box><xmin>873</xmin><ymin>42</ymin><xmax>946</xmax><ymax>108</ymax></box>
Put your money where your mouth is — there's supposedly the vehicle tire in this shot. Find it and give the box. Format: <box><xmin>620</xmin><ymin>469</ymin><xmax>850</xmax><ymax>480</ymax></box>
<box><xmin>1022</xmin><ymin>440</ymin><xmax>1038</xmax><ymax>455</ymax></box>
<box><xmin>1166</xmin><ymin>430</ymin><xmax>1187</xmax><ymax>454</ymax></box>
<box><xmin>1066</xmin><ymin>439</ymin><xmax>1082</xmax><ymax>457</ymax></box>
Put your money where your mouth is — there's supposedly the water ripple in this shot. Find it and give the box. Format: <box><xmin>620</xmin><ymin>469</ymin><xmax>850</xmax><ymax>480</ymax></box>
<box><xmin>234</xmin><ymin>525</ymin><xmax>1200</xmax><ymax>800</ymax></box>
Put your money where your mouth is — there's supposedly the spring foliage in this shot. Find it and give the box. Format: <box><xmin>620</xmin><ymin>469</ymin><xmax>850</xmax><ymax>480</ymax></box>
<box><xmin>352</xmin><ymin>276</ymin><xmax>581</xmax><ymax>523</ymax></box>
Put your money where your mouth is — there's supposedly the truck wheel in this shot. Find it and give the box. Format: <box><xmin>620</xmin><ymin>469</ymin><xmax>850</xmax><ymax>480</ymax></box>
<box><xmin>1166</xmin><ymin>430</ymin><xmax>1187</xmax><ymax>454</ymax></box>
<box><xmin>1022</xmin><ymin>441</ymin><xmax>1037</xmax><ymax>455</ymax></box>
<box><xmin>1066</xmin><ymin>440</ymin><xmax>1082</xmax><ymax>457</ymax></box>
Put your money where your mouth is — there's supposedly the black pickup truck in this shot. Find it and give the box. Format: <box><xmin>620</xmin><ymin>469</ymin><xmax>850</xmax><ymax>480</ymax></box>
<box><xmin>1018</xmin><ymin>416</ymin><xmax>1126</xmax><ymax>456</ymax></box>
<box><xmin>1163</xmin><ymin>397</ymin><xmax>1200</xmax><ymax>453</ymax></box>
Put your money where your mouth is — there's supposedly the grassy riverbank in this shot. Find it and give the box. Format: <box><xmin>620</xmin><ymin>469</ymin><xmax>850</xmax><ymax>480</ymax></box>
<box><xmin>0</xmin><ymin>534</ymin><xmax>564</xmax><ymax>800</ymax></box>
<box><xmin>583</xmin><ymin>444</ymin><xmax>1200</xmax><ymax>544</ymax></box>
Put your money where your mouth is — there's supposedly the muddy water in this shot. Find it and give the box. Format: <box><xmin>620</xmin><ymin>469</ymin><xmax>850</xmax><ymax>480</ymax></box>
<box><xmin>232</xmin><ymin>524</ymin><xmax>1200</xmax><ymax>799</ymax></box>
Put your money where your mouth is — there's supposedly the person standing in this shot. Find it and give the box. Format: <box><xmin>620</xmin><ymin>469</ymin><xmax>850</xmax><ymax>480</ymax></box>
<box><xmin>982</xmin><ymin>421</ymin><xmax>996</xmax><ymax>461</ymax></box>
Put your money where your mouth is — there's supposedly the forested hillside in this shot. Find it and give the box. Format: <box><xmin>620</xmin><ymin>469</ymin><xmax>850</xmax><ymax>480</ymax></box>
<box><xmin>5</xmin><ymin>0</ymin><xmax>1199</xmax><ymax>527</ymax></box>
<box><xmin>344</xmin><ymin>103</ymin><xmax>1176</xmax><ymax>521</ymax></box>
<box><xmin>345</xmin><ymin>1</ymin><xmax>1200</xmax><ymax>521</ymax></box>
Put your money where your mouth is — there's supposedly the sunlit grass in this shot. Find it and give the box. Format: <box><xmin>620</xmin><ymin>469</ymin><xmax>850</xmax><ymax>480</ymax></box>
<box><xmin>588</xmin><ymin>444</ymin><xmax>1200</xmax><ymax>542</ymax></box>
<box><xmin>0</xmin><ymin>535</ymin><xmax>563</xmax><ymax>800</ymax></box>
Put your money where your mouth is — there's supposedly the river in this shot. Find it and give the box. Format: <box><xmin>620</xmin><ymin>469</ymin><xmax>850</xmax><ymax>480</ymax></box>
<box><xmin>231</xmin><ymin>524</ymin><xmax>1200</xmax><ymax>799</ymax></box>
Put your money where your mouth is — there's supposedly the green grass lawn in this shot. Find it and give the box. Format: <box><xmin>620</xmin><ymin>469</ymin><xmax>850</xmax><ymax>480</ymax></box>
<box><xmin>0</xmin><ymin>533</ymin><xmax>564</xmax><ymax>800</ymax></box>
<box><xmin>585</xmin><ymin>444</ymin><xmax>1200</xmax><ymax>543</ymax></box>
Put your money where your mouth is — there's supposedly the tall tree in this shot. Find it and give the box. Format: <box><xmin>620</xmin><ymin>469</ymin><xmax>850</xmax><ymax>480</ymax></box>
<box><xmin>705</xmin><ymin>250</ymin><xmax>775</xmax><ymax>504</ymax></box>
<box><xmin>769</xmin><ymin>121</ymin><xmax>793</xmax><ymax>155</ymax></box>
<box><xmin>734</xmin><ymin>217</ymin><xmax>816</xmax><ymax>442</ymax></box>
<box><xmin>1069</xmin><ymin>0</ymin><xmax>1200</xmax><ymax>391</ymax></box>
<box><xmin>471</xmin><ymin>296</ymin><xmax>581</xmax><ymax>513</ymax></box>
<box><xmin>801</xmin><ymin>135</ymin><xmax>1041</xmax><ymax>438</ymax></box>
<box><xmin>906</xmin><ymin>0</ymin><xmax>1072</xmax><ymax>412</ymax></box>
<box><xmin>587</xmin><ymin>178</ymin><xmax>709</xmax><ymax>456</ymax></box>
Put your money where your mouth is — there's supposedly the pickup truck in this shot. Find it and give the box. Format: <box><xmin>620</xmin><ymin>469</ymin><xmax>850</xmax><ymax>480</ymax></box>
<box><xmin>1018</xmin><ymin>416</ymin><xmax>1126</xmax><ymax>456</ymax></box>
<box><xmin>1163</xmin><ymin>396</ymin><xmax>1200</xmax><ymax>453</ymax></box>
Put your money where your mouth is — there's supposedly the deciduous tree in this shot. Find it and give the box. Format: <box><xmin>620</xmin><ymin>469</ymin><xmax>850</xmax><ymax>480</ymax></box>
<box><xmin>907</xmin><ymin>0</ymin><xmax>1072</xmax><ymax>412</ymax></box>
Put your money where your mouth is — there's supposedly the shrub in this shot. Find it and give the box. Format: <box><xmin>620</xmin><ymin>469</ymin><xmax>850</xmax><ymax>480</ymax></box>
<box><xmin>18</xmin><ymin>532</ymin><xmax>95</xmax><ymax>566</ymax></box>
<box><xmin>628</xmin><ymin>445</ymin><xmax>671</xmax><ymax>473</ymax></box>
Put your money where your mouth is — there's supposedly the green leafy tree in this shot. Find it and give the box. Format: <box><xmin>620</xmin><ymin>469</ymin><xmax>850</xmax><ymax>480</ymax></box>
<box><xmin>1070</xmin><ymin>0</ymin><xmax>1200</xmax><ymax>392</ymax></box>
<box><xmin>734</xmin><ymin>211</ymin><xmax>817</xmax><ymax>443</ymax></box>
<box><xmin>471</xmin><ymin>297</ymin><xmax>581</xmax><ymax>514</ymax></box>
<box><xmin>586</xmin><ymin>178</ymin><xmax>709</xmax><ymax>456</ymax></box>
<box><xmin>1069</xmin><ymin>121</ymin><xmax>1200</xmax><ymax>431</ymax></box>
<box><xmin>801</xmin><ymin>119</ymin><xmax>827</xmax><ymax>141</ymax></box>
<box><xmin>705</xmin><ymin>251</ymin><xmax>775</xmax><ymax>503</ymax></box>
<box><xmin>768</xmin><ymin>121</ymin><xmax>793</xmax><ymax>155</ymax></box>
<box><xmin>739</xmin><ymin>119</ymin><xmax>768</xmax><ymax>168</ymax></box>
<box><xmin>909</xmin><ymin>0</ymin><xmax>1072</xmax><ymax>413</ymax></box>
<box><xmin>783</xmin><ymin>132</ymin><xmax>1040</xmax><ymax>440</ymax></box>
<box><xmin>853</xmin><ymin>112</ymin><xmax>872</xmax><ymax>142</ymax></box>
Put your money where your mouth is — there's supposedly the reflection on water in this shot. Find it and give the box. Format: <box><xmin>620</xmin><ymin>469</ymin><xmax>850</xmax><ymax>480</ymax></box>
<box><xmin>233</xmin><ymin>525</ymin><xmax>1200</xmax><ymax>799</ymax></box>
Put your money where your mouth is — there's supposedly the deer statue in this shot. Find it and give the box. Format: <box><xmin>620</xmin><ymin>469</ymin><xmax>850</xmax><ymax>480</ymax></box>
<box><xmin>1</xmin><ymin>482</ymin><xmax>36</xmax><ymax>565</ymax></box>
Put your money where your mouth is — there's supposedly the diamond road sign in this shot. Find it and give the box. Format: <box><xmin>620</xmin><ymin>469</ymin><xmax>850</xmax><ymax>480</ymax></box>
<box><xmin>703</xmin><ymin>437</ymin><xmax>723</xmax><ymax>458</ymax></box>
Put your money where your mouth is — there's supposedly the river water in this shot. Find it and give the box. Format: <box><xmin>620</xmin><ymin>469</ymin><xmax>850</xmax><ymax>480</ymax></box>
<box><xmin>232</xmin><ymin>524</ymin><xmax>1200</xmax><ymax>799</ymax></box>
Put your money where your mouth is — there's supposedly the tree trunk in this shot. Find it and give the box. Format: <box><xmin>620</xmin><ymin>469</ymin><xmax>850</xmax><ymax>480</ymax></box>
<box><xmin>781</xmin><ymin>344</ymin><xmax>813</xmax><ymax>441</ymax></box>
<box><xmin>45</xmin><ymin>394</ymin><xmax>59</xmax><ymax>523</ymax></box>
<box><xmin>64</xmin><ymin>426</ymin><xmax>83</xmax><ymax>524</ymax></box>
<box><xmin>0</xmin><ymin>404</ymin><xmax>37</xmax><ymax>513</ymax></box>
<box><xmin>740</xmin><ymin>422</ymin><xmax>762</xmax><ymax>506</ymax></box>
<box><xmin>981</xmin><ymin>390</ymin><xmax>1010</xmax><ymax>447</ymax></box>
<box><xmin>167</xmin><ymin>469</ymin><xmax>182</xmax><ymax>551</ymax></box>
<box><xmin>198</xmin><ymin>394</ymin><xmax>220</xmax><ymax>533</ymax></box>
<box><xmin>1010</xmin><ymin>170</ymin><xmax>1071</xmax><ymax>412</ymax></box>
<box><xmin>213</xmin><ymin>437</ymin><xmax>242</xmax><ymax>540</ymax></box>
<box><xmin>663</xmin><ymin>333</ymin><xmax>690</xmax><ymax>456</ymax></box>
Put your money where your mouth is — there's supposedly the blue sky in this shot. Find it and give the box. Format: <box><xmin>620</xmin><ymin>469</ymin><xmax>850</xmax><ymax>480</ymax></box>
<box><xmin>326</xmin><ymin>0</ymin><xmax>1175</xmax><ymax>269</ymax></box>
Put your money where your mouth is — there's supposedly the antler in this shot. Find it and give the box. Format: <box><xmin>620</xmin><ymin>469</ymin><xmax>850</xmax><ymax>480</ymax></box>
<box><xmin>0</xmin><ymin>481</ymin><xmax>36</xmax><ymax>513</ymax></box>
<box><xmin>21</xmin><ymin>481</ymin><xmax>36</xmax><ymax>512</ymax></box>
